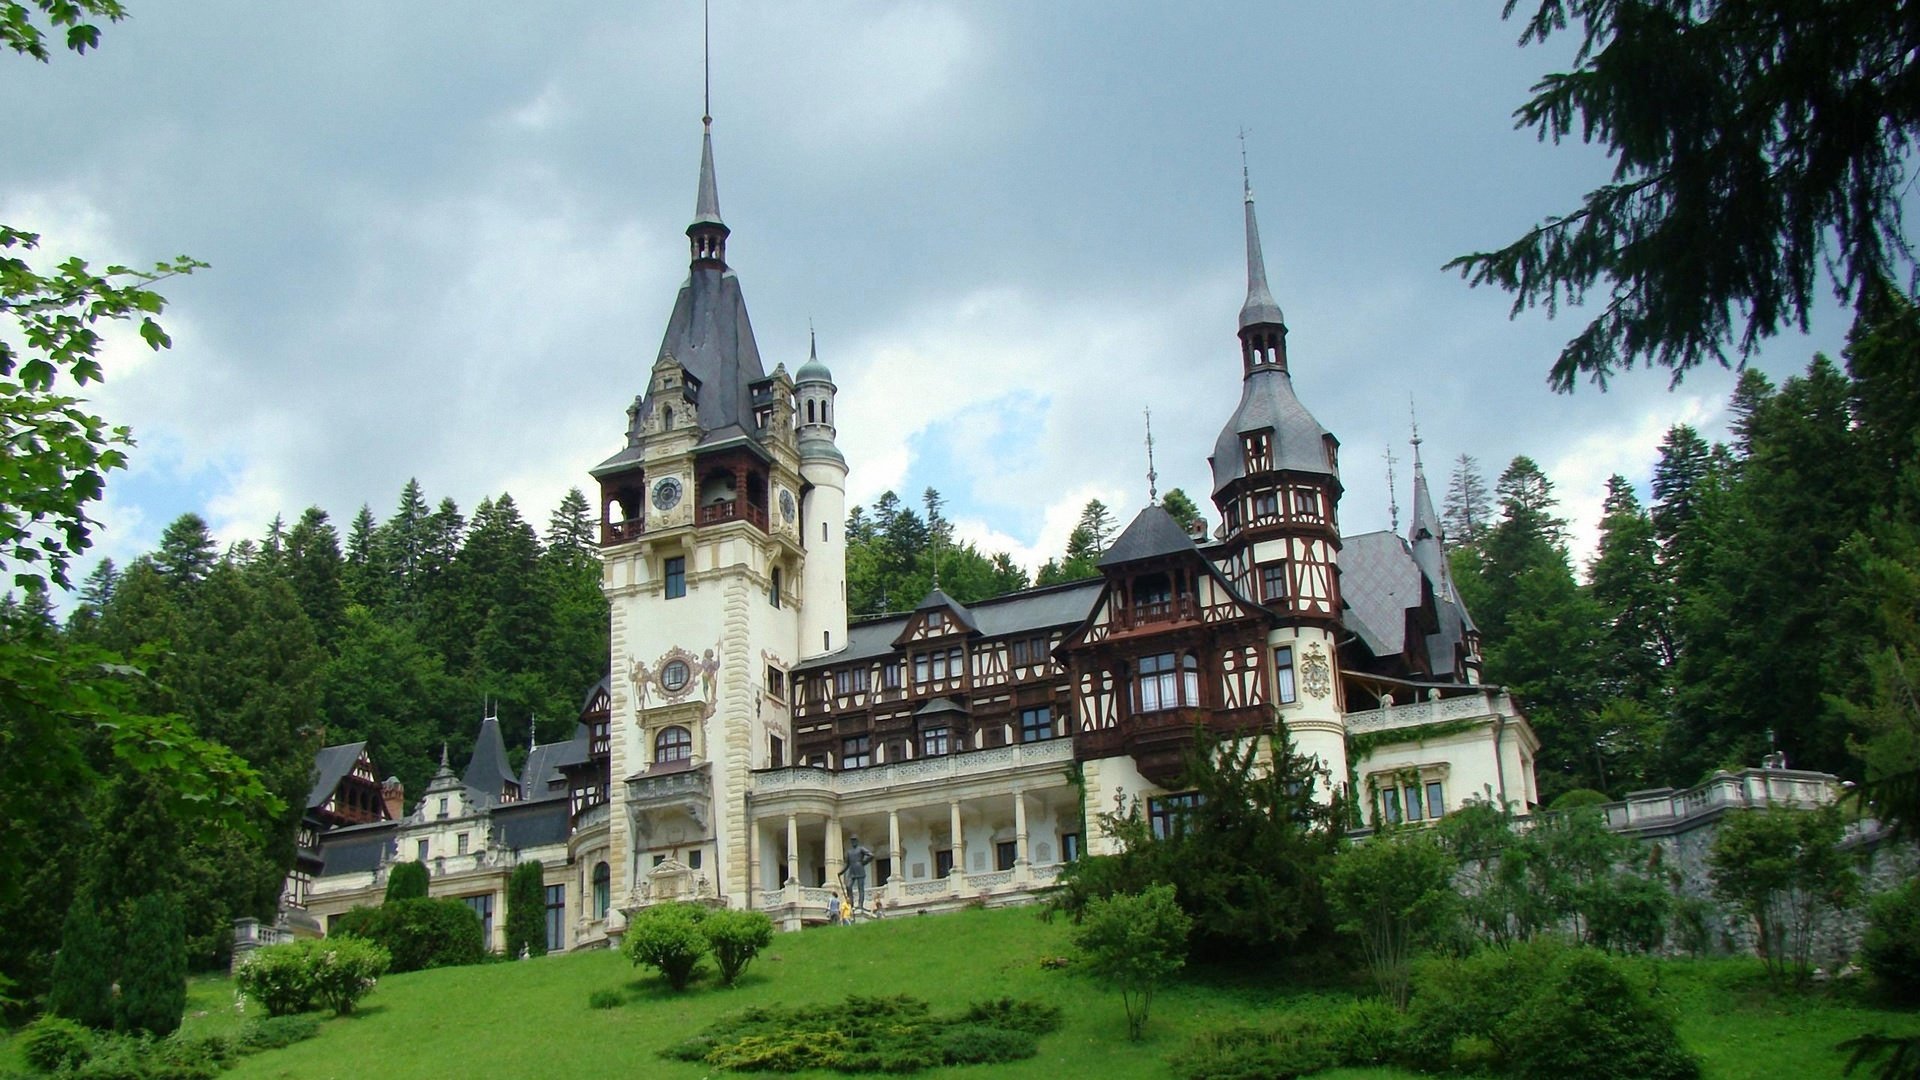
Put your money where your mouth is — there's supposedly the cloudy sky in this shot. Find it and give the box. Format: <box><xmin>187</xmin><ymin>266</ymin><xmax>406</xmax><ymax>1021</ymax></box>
<box><xmin>3</xmin><ymin>2</ymin><xmax>1862</xmax><ymax>599</ymax></box>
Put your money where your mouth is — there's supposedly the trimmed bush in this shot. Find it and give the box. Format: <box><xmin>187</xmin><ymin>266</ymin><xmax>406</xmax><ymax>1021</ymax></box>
<box><xmin>1324</xmin><ymin>998</ymin><xmax>1411</xmax><ymax>1067</ymax></box>
<box><xmin>333</xmin><ymin>897</ymin><xmax>484</xmax><ymax>972</ymax></box>
<box><xmin>588</xmin><ymin>989</ymin><xmax>624</xmax><ymax>1009</ymax></box>
<box><xmin>19</xmin><ymin>1014</ymin><xmax>92</xmax><ymax>1073</ymax></box>
<box><xmin>1550</xmin><ymin>788</ymin><xmax>1613</xmax><ymax>811</ymax></box>
<box><xmin>237</xmin><ymin>938</ymin><xmax>390</xmax><ymax>1017</ymax></box>
<box><xmin>116</xmin><ymin>891</ymin><xmax>186</xmax><ymax>1038</ymax></box>
<box><xmin>662</xmin><ymin>994</ymin><xmax>1055</xmax><ymax>1074</ymax></box>
<box><xmin>703</xmin><ymin>908</ymin><xmax>775</xmax><ymax>986</ymax></box>
<box><xmin>1170</xmin><ymin>1019</ymin><xmax>1337</xmax><ymax>1080</ymax></box>
<box><xmin>1864</xmin><ymin>878</ymin><xmax>1920</xmax><ymax>1000</ymax></box>
<box><xmin>49</xmin><ymin>895</ymin><xmax>116</xmax><ymax>1030</ymax></box>
<box><xmin>624</xmin><ymin>903</ymin><xmax>710</xmax><ymax>990</ymax></box>
<box><xmin>384</xmin><ymin>860</ymin><xmax>429</xmax><ymax>902</ymax></box>
<box><xmin>1504</xmin><ymin>950</ymin><xmax>1700</xmax><ymax>1080</ymax></box>
<box><xmin>505</xmin><ymin>861</ymin><xmax>547</xmax><ymax>959</ymax></box>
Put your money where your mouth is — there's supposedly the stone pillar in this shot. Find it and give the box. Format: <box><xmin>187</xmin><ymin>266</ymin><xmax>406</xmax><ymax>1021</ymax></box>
<box><xmin>825</xmin><ymin>816</ymin><xmax>844</xmax><ymax>894</ymax></box>
<box><xmin>1012</xmin><ymin>789</ymin><xmax>1030</xmax><ymax>884</ymax></box>
<box><xmin>887</xmin><ymin>809</ymin><xmax>903</xmax><ymax>904</ymax></box>
<box><xmin>745</xmin><ymin>815</ymin><xmax>759</xmax><ymax>904</ymax></box>
<box><xmin>784</xmin><ymin>814</ymin><xmax>800</xmax><ymax>894</ymax></box>
<box><xmin>948</xmin><ymin>800</ymin><xmax>966</xmax><ymax>892</ymax></box>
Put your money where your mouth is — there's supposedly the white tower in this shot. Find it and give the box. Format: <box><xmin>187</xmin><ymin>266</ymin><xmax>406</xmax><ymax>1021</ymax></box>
<box><xmin>794</xmin><ymin>330</ymin><xmax>849</xmax><ymax>659</ymax></box>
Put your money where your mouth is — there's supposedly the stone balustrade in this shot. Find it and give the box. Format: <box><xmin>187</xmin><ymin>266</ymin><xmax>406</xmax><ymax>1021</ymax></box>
<box><xmin>752</xmin><ymin>738</ymin><xmax>1074</xmax><ymax>797</ymax></box>
<box><xmin>1343</xmin><ymin>690</ymin><xmax>1504</xmax><ymax>735</ymax></box>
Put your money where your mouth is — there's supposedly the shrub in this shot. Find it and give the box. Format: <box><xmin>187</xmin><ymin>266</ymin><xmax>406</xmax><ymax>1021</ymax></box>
<box><xmin>235</xmin><ymin>1014</ymin><xmax>322</xmax><ymax>1052</ymax></box>
<box><xmin>49</xmin><ymin>895</ymin><xmax>116</xmax><ymax>1030</ymax></box>
<box><xmin>505</xmin><ymin>861</ymin><xmax>547</xmax><ymax>959</ymax></box>
<box><xmin>237</xmin><ymin>938</ymin><xmax>390</xmax><ymax>1017</ymax></box>
<box><xmin>1324</xmin><ymin>998</ymin><xmax>1411</xmax><ymax>1066</ymax></box>
<box><xmin>1551</xmin><ymin>788</ymin><xmax>1613</xmax><ymax>810</ymax></box>
<box><xmin>1504</xmin><ymin>950</ymin><xmax>1700</xmax><ymax>1080</ymax></box>
<box><xmin>1402</xmin><ymin>943</ymin><xmax>1699</xmax><ymax>1079</ymax></box>
<box><xmin>236</xmin><ymin>941</ymin><xmax>321</xmax><ymax>1017</ymax></box>
<box><xmin>624</xmin><ymin>903</ymin><xmax>710</xmax><ymax>990</ymax></box>
<box><xmin>588</xmin><ymin>989</ymin><xmax>624</xmax><ymax>1009</ymax></box>
<box><xmin>662</xmin><ymin>994</ymin><xmax>1055</xmax><ymax>1074</ymax></box>
<box><xmin>1864</xmin><ymin>878</ymin><xmax>1920</xmax><ymax>1000</ymax></box>
<box><xmin>1709</xmin><ymin>805</ymin><xmax>1859</xmax><ymax>985</ymax></box>
<box><xmin>116</xmin><ymin>891</ymin><xmax>186</xmax><ymax>1038</ymax></box>
<box><xmin>1327</xmin><ymin>831</ymin><xmax>1458</xmax><ymax>1008</ymax></box>
<box><xmin>703</xmin><ymin>908</ymin><xmax>775</xmax><ymax>987</ymax></box>
<box><xmin>333</xmin><ymin>897</ymin><xmax>484</xmax><ymax>973</ymax></box>
<box><xmin>384</xmin><ymin>860</ymin><xmax>429</xmax><ymax>902</ymax></box>
<box><xmin>1072</xmin><ymin>883</ymin><xmax>1191</xmax><ymax>1040</ymax></box>
<box><xmin>19</xmin><ymin>1014</ymin><xmax>92</xmax><ymax>1073</ymax></box>
<box><xmin>1169</xmin><ymin>1019</ymin><xmax>1336</xmax><ymax>1080</ymax></box>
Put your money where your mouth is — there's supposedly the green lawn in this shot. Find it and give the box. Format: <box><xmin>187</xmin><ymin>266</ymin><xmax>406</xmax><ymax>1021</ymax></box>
<box><xmin>11</xmin><ymin>906</ymin><xmax>1920</xmax><ymax>1079</ymax></box>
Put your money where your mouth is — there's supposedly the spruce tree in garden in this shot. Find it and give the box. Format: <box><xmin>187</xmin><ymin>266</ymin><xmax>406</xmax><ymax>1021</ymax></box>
<box><xmin>115</xmin><ymin>891</ymin><xmax>186</xmax><ymax>1037</ymax></box>
<box><xmin>48</xmin><ymin>894</ymin><xmax>114</xmax><ymax>1030</ymax></box>
<box><xmin>505</xmin><ymin>861</ymin><xmax>548</xmax><ymax>958</ymax></box>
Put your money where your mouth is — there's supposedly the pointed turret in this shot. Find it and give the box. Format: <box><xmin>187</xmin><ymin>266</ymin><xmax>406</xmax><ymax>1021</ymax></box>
<box><xmin>1406</xmin><ymin>428</ymin><xmax>1450</xmax><ymax>598</ymax></box>
<box><xmin>1239</xmin><ymin>172</ymin><xmax>1287</xmax><ymax>335</ymax></box>
<box><xmin>688</xmin><ymin>119</ymin><xmax>731</xmax><ymax>269</ymax></box>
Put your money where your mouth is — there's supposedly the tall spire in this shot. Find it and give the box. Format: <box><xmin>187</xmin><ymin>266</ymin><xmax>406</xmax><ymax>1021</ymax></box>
<box><xmin>1408</xmin><ymin>400</ymin><xmax>1443</xmax><ymax>547</ymax></box>
<box><xmin>687</xmin><ymin>2</ymin><xmax>728</xmax><ymax>266</ymax></box>
<box><xmin>693</xmin><ymin>121</ymin><xmax>724</xmax><ymax>227</ymax></box>
<box><xmin>1238</xmin><ymin>133</ymin><xmax>1286</xmax><ymax>333</ymax></box>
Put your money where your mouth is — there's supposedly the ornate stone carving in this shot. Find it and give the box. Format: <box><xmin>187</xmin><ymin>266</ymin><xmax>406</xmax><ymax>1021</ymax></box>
<box><xmin>1301</xmin><ymin>642</ymin><xmax>1333</xmax><ymax>700</ymax></box>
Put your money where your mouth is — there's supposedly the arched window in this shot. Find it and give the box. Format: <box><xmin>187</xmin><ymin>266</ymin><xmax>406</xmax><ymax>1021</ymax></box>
<box><xmin>769</xmin><ymin>566</ymin><xmax>783</xmax><ymax>608</ymax></box>
<box><xmin>807</xmin><ymin>400</ymin><xmax>816</xmax><ymax>423</ymax></box>
<box><xmin>662</xmin><ymin>406</ymin><xmax>673</xmax><ymax>429</ymax></box>
<box><xmin>592</xmin><ymin>862</ymin><xmax>610</xmax><ymax>919</ymax></box>
<box><xmin>655</xmin><ymin>726</ymin><xmax>693</xmax><ymax>764</ymax></box>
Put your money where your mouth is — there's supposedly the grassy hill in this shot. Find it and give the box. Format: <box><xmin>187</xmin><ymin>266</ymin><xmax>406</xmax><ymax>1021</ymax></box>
<box><xmin>12</xmin><ymin>904</ymin><xmax>1920</xmax><ymax>1078</ymax></box>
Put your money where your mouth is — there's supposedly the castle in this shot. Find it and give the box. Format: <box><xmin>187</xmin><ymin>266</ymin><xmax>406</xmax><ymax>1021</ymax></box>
<box><xmin>287</xmin><ymin>116</ymin><xmax>1540</xmax><ymax>952</ymax></box>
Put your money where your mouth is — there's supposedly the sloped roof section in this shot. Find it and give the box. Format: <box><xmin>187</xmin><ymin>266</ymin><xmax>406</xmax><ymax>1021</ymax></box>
<box><xmin>521</xmin><ymin>723</ymin><xmax>591</xmax><ymax>801</ymax></box>
<box><xmin>915</xmin><ymin>587</ymin><xmax>980</xmax><ymax>633</ymax></box>
<box><xmin>307</xmin><ymin>742</ymin><xmax>368</xmax><ymax>811</ymax></box>
<box><xmin>1209</xmin><ymin>370</ymin><xmax>1338</xmax><ymax>495</ymax></box>
<box><xmin>795</xmin><ymin>579</ymin><xmax>1104</xmax><ymax>671</ymax></box>
<box><xmin>463</xmin><ymin>717</ymin><xmax>519</xmax><ymax>799</ymax></box>
<box><xmin>1100</xmin><ymin>505</ymin><xmax>1199</xmax><ymax>566</ymax></box>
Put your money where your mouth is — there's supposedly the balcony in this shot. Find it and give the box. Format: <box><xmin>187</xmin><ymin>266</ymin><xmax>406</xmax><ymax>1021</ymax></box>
<box><xmin>697</xmin><ymin>499</ymin><xmax>768</xmax><ymax>531</ymax></box>
<box><xmin>1343</xmin><ymin>690</ymin><xmax>1503</xmax><ymax>736</ymax></box>
<box><xmin>752</xmin><ymin>738</ymin><xmax>1074</xmax><ymax>799</ymax></box>
<box><xmin>602</xmin><ymin>519</ymin><xmax>645</xmax><ymax>545</ymax></box>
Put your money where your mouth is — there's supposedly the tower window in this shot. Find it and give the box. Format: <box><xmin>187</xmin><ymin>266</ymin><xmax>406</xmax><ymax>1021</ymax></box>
<box><xmin>807</xmin><ymin>400</ymin><xmax>816</xmax><ymax>423</ymax></box>
<box><xmin>1136</xmin><ymin>653</ymin><xmax>1199</xmax><ymax>712</ymax></box>
<box><xmin>1293</xmin><ymin>489</ymin><xmax>1319</xmax><ymax>517</ymax></box>
<box><xmin>664</xmin><ymin>557</ymin><xmax>686</xmax><ymax>599</ymax></box>
<box><xmin>1276</xmin><ymin>645</ymin><xmax>1297</xmax><ymax>704</ymax></box>
<box><xmin>655</xmin><ymin>725</ymin><xmax>693</xmax><ymax>764</ymax></box>
<box><xmin>769</xmin><ymin>566</ymin><xmax>782</xmax><ymax>608</ymax></box>
<box><xmin>1261</xmin><ymin>564</ymin><xmax>1289</xmax><ymax>603</ymax></box>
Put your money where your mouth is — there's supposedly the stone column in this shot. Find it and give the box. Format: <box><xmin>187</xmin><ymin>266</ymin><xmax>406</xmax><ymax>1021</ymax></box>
<box><xmin>887</xmin><ymin>809</ymin><xmax>903</xmax><ymax>904</ymax></box>
<box><xmin>825</xmin><ymin>816</ymin><xmax>845</xmax><ymax>894</ymax></box>
<box><xmin>784</xmin><ymin>814</ymin><xmax>800</xmax><ymax>895</ymax></box>
<box><xmin>948</xmin><ymin>800</ymin><xmax>966</xmax><ymax>893</ymax></box>
<box><xmin>745</xmin><ymin>815</ymin><xmax>759</xmax><ymax>905</ymax></box>
<box><xmin>1013</xmin><ymin>789</ymin><xmax>1030</xmax><ymax>885</ymax></box>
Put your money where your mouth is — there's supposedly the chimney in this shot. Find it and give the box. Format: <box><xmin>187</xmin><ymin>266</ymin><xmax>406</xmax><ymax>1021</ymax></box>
<box><xmin>382</xmin><ymin>776</ymin><xmax>406</xmax><ymax>821</ymax></box>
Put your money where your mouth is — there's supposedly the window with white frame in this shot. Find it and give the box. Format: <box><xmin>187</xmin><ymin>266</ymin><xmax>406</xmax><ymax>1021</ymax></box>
<box><xmin>1136</xmin><ymin>652</ymin><xmax>1200</xmax><ymax>712</ymax></box>
<box><xmin>1275</xmin><ymin>645</ymin><xmax>1296</xmax><ymax>704</ymax></box>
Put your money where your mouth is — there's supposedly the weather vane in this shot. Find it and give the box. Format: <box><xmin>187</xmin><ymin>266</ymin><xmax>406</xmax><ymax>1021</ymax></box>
<box><xmin>1385</xmin><ymin>445</ymin><xmax>1400</xmax><ymax>534</ymax></box>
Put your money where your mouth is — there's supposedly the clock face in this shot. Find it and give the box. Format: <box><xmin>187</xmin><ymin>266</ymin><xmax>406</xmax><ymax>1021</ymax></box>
<box><xmin>652</xmin><ymin>476</ymin><xmax>683</xmax><ymax>512</ymax></box>
<box><xmin>660</xmin><ymin>659</ymin><xmax>691</xmax><ymax>692</ymax></box>
<box><xmin>779</xmin><ymin>488</ymin><xmax>797</xmax><ymax>523</ymax></box>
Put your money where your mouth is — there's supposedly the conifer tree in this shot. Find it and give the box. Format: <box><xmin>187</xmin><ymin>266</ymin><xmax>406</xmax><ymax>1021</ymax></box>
<box><xmin>505</xmin><ymin>861</ymin><xmax>547</xmax><ymax>958</ymax></box>
<box><xmin>115</xmin><ymin>891</ymin><xmax>185</xmax><ymax>1038</ymax></box>
<box><xmin>1442</xmin><ymin>454</ymin><xmax>1491</xmax><ymax>550</ymax></box>
<box><xmin>48</xmin><ymin>894</ymin><xmax>114</xmax><ymax>1030</ymax></box>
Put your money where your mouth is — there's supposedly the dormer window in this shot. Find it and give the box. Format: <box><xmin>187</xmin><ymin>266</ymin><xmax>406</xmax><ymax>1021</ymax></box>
<box><xmin>1293</xmin><ymin>489</ymin><xmax>1319</xmax><ymax>518</ymax></box>
<box><xmin>926</xmin><ymin>610</ymin><xmax>946</xmax><ymax>630</ymax></box>
<box><xmin>1242</xmin><ymin>431</ymin><xmax>1273</xmax><ymax>472</ymax></box>
<box><xmin>1133</xmin><ymin>574</ymin><xmax>1172</xmax><ymax>620</ymax></box>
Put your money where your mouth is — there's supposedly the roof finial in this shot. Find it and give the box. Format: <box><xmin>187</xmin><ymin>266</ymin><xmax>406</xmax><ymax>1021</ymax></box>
<box><xmin>1409</xmin><ymin>396</ymin><xmax>1424</xmax><ymax>467</ymax></box>
<box><xmin>1239</xmin><ymin>127</ymin><xmax>1252</xmax><ymax>202</ymax></box>
<box><xmin>1144</xmin><ymin>406</ymin><xmax>1160</xmax><ymax>505</ymax></box>
<box><xmin>809</xmin><ymin>318</ymin><xmax>817</xmax><ymax>360</ymax></box>
<box><xmin>702</xmin><ymin>0</ymin><xmax>712</xmax><ymax>129</ymax></box>
<box><xmin>1385</xmin><ymin>444</ymin><xmax>1401</xmax><ymax>534</ymax></box>
<box><xmin>439</xmin><ymin>742</ymin><xmax>449</xmax><ymax>769</ymax></box>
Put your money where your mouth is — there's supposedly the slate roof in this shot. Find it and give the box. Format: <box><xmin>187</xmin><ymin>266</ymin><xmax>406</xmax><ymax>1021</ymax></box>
<box><xmin>581</xmin><ymin>673</ymin><xmax>611</xmax><ymax>713</ymax></box>
<box><xmin>314</xmin><ymin>821</ymin><xmax>396</xmax><ymax>878</ymax></box>
<box><xmin>795</xmin><ymin>579</ymin><xmax>1103</xmax><ymax>671</ymax></box>
<box><xmin>521</xmin><ymin>723</ymin><xmax>591</xmax><ymax>801</ymax></box>
<box><xmin>1100</xmin><ymin>505</ymin><xmax>1199</xmax><ymax>566</ymax></box>
<box><xmin>1238</xmin><ymin>189</ymin><xmax>1286</xmax><ymax>331</ymax></box>
<box><xmin>494</xmin><ymin>799</ymin><xmax>572</xmax><ymax>850</ymax></box>
<box><xmin>914</xmin><ymin>696</ymin><xmax>970</xmax><ymax>718</ymax></box>
<box><xmin>1338</xmin><ymin>529</ymin><xmax>1476</xmax><ymax>679</ymax></box>
<box><xmin>1209</xmin><ymin>369</ymin><xmax>1338</xmax><ymax>494</ymax></box>
<box><xmin>463</xmin><ymin>717</ymin><xmax>520</xmax><ymax>800</ymax></box>
<box><xmin>916</xmin><ymin>587</ymin><xmax>979</xmax><ymax>632</ymax></box>
<box><xmin>307</xmin><ymin>742</ymin><xmax>368</xmax><ymax>811</ymax></box>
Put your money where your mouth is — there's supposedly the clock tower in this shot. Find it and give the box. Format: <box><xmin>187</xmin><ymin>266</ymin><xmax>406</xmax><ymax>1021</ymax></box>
<box><xmin>591</xmin><ymin>117</ymin><xmax>845</xmax><ymax>925</ymax></box>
